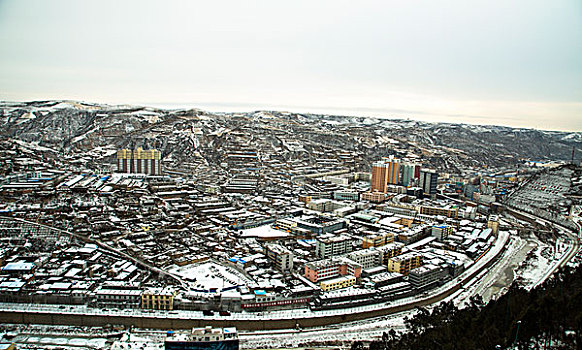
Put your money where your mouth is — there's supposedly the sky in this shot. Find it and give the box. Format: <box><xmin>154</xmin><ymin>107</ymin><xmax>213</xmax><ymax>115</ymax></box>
<box><xmin>0</xmin><ymin>0</ymin><xmax>581</xmax><ymax>131</ymax></box>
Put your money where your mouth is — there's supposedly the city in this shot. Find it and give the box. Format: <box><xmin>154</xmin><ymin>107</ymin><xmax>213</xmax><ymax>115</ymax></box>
<box><xmin>1</xmin><ymin>0</ymin><xmax>581</xmax><ymax>348</ymax></box>
<box><xmin>0</xmin><ymin>101</ymin><xmax>580</xmax><ymax>349</ymax></box>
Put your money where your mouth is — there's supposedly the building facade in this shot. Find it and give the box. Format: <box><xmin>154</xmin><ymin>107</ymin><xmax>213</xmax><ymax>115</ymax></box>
<box><xmin>431</xmin><ymin>225</ymin><xmax>454</xmax><ymax>241</ymax></box>
<box><xmin>141</xmin><ymin>286</ymin><xmax>176</xmax><ymax>310</ymax></box>
<box><xmin>315</xmin><ymin>234</ymin><xmax>353</xmax><ymax>259</ymax></box>
<box><xmin>117</xmin><ymin>147</ymin><xmax>162</xmax><ymax>175</ymax></box>
<box><xmin>361</xmin><ymin>191</ymin><xmax>386</xmax><ymax>203</ymax></box>
<box><xmin>419</xmin><ymin>205</ymin><xmax>459</xmax><ymax>218</ymax></box>
<box><xmin>370</xmin><ymin>156</ymin><xmax>401</xmax><ymax>193</ymax></box>
<box><xmin>346</xmin><ymin>248</ymin><xmax>382</xmax><ymax>269</ymax></box>
<box><xmin>320</xmin><ymin>275</ymin><xmax>356</xmax><ymax>292</ymax></box>
<box><xmin>408</xmin><ymin>264</ymin><xmax>447</xmax><ymax>291</ymax></box>
<box><xmin>304</xmin><ymin>258</ymin><xmax>362</xmax><ymax>283</ymax></box>
<box><xmin>419</xmin><ymin>169</ymin><xmax>438</xmax><ymax>196</ymax></box>
<box><xmin>400</xmin><ymin>163</ymin><xmax>421</xmax><ymax>187</ymax></box>
<box><xmin>264</xmin><ymin>243</ymin><xmax>294</xmax><ymax>273</ymax></box>
<box><xmin>376</xmin><ymin>242</ymin><xmax>405</xmax><ymax>265</ymax></box>
<box><xmin>387</xmin><ymin>252</ymin><xmax>424</xmax><ymax>275</ymax></box>
<box><xmin>362</xmin><ymin>231</ymin><xmax>394</xmax><ymax>248</ymax></box>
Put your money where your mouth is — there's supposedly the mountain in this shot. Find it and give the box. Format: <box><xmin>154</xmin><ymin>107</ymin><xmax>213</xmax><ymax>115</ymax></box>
<box><xmin>1</xmin><ymin>100</ymin><xmax>581</xmax><ymax>175</ymax></box>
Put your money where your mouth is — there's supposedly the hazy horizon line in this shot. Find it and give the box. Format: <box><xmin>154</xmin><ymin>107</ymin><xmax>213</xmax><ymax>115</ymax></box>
<box><xmin>2</xmin><ymin>98</ymin><xmax>581</xmax><ymax>134</ymax></box>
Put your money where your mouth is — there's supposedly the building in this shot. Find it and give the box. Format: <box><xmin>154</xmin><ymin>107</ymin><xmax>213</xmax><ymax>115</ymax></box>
<box><xmin>295</xmin><ymin>217</ymin><xmax>346</xmax><ymax>235</ymax></box>
<box><xmin>94</xmin><ymin>287</ymin><xmax>142</xmax><ymax>308</ymax></box>
<box><xmin>1</xmin><ymin>262</ymin><xmax>35</xmax><ymax>276</ymax></box>
<box><xmin>401</xmin><ymin>163</ymin><xmax>421</xmax><ymax>187</ymax></box>
<box><xmin>333</xmin><ymin>190</ymin><xmax>360</xmax><ymax>201</ymax></box>
<box><xmin>408</xmin><ymin>264</ymin><xmax>447</xmax><ymax>291</ymax></box>
<box><xmin>264</xmin><ymin>243</ymin><xmax>294</xmax><ymax>273</ymax></box>
<box><xmin>315</xmin><ymin>234</ymin><xmax>353</xmax><ymax>259</ymax></box>
<box><xmin>419</xmin><ymin>169</ymin><xmax>438</xmax><ymax>196</ymax></box>
<box><xmin>382</xmin><ymin>202</ymin><xmax>417</xmax><ymax>216</ymax></box>
<box><xmin>431</xmin><ymin>225</ymin><xmax>454</xmax><ymax>241</ymax></box>
<box><xmin>141</xmin><ymin>286</ymin><xmax>176</xmax><ymax>310</ymax></box>
<box><xmin>117</xmin><ymin>148</ymin><xmax>162</xmax><ymax>175</ymax></box>
<box><xmin>387</xmin><ymin>252</ymin><xmax>424</xmax><ymax>275</ymax></box>
<box><xmin>361</xmin><ymin>191</ymin><xmax>386</xmax><ymax>203</ymax></box>
<box><xmin>165</xmin><ymin>327</ymin><xmax>239</xmax><ymax>350</ymax></box>
<box><xmin>346</xmin><ymin>248</ymin><xmax>382</xmax><ymax>269</ymax></box>
<box><xmin>371</xmin><ymin>156</ymin><xmax>401</xmax><ymax>193</ymax></box>
<box><xmin>376</xmin><ymin>242</ymin><xmax>405</xmax><ymax>265</ymax></box>
<box><xmin>117</xmin><ymin>149</ymin><xmax>132</xmax><ymax>173</ymax></box>
<box><xmin>307</xmin><ymin>199</ymin><xmax>345</xmax><ymax>213</ymax></box>
<box><xmin>362</xmin><ymin>231</ymin><xmax>394</xmax><ymax>248</ymax></box>
<box><xmin>419</xmin><ymin>205</ymin><xmax>459</xmax><ymax>218</ymax></box>
<box><xmin>304</xmin><ymin>258</ymin><xmax>362</xmax><ymax>283</ymax></box>
<box><xmin>320</xmin><ymin>275</ymin><xmax>357</xmax><ymax>292</ymax></box>
<box><xmin>487</xmin><ymin>215</ymin><xmax>500</xmax><ymax>235</ymax></box>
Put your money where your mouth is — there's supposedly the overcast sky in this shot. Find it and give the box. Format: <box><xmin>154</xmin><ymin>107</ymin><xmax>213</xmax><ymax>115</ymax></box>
<box><xmin>0</xmin><ymin>0</ymin><xmax>581</xmax><ymax>131</ymax></box>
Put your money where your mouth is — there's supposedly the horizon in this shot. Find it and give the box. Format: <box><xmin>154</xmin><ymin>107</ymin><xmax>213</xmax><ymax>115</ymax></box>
<box><xmin>3</xmin><ymin>98</ymin><xmax>581</xmax><ymax>133</ymax></box>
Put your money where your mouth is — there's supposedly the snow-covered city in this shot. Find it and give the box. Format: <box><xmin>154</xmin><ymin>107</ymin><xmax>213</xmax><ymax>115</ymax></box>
<box><xmin>0</xmin><ymin>101</ymin><xmax>581</xmax><ymax>349</ymax></box>
<box><xmin>1</xmin><ymin>1</ymin><xmax>582</xmax><ymax>349</ymax></box>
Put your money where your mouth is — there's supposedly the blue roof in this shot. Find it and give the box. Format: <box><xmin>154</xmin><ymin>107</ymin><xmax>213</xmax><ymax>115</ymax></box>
<box><xmin>2</xmin><ymin>262</ymin><xmax>35</xmax><ymax>271</ymax></box>
<box><xmin>254</xmin><ymin>290</ymin><xmax>266</xmax><ymax>296</ymax></box>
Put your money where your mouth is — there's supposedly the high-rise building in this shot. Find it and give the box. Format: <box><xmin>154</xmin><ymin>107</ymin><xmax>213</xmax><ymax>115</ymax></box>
<box><xmin>117</xmin><ymin>149</ymin><xmax>132</xmax><ymax>173</ymax></box>
<box><xmin>400</xmin><ymin>163</ymin><xmax>421</xmax><ymax>186</ymax></box>
<box><xmin>419</xmin><ymin>169</ymin><xmax>438</xmax><ymax>196</ymax></box>
<box><xmin>117</xmin><ymin>147</ymin><xmax>162</xmax><ymax>175</ymax></box>
<box><xmin>370</xmin><ymin>156</ymin><xmax>401</xmax><ymax>193</ymax></box>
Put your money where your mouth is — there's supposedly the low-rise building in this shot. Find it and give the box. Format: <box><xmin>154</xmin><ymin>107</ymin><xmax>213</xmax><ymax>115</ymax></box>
<box><xmin>419</xmin><ymin>205</ymin><xmax>458</xmax><ymax>218</ymax></box>
<box><xmin>141</xmin><ymin>286</ymin><xmax>177</xmax><ymax>310</ymax></box>
<box><xmin>320</xmin><ymin>275</ymin><xmax>356</xmax><ymax>292</ymax></box>
<box><xmin>333</xmin><ymin>191</ymin><xmax>359</xmax><ymax>201</ymax></box>
<box><xmin>315</xmin><ymin>234</ymin><xmax>353</xmax><ymax>259</ymax></box>
<box><xmin>362</xmin><ymin>231</ymin><xmax>394</xmax><ymax>248</ymax></box>
<box><xmin>387</xmin><ymin>252</ymin><xmax>423</xmax><ymax>275</ymax></box>
<box><xmin>487</xmin><ymin>215</ymin><xmax>500</xmax><ymax>235</ymax></box>
<box><xmin>304</xmin><ymin>258</ymin><xmax>362</xmax><ymax>283</ymax></box>
<box><xmin>264</xmin><ymin>243</ymin><xmax>294</xmax><ymax>273</ymax></box>
<box><xmin>408</xmin><ymin>263</ymin><xmax>447</xmax><ymax>291</ymax></box>
<box><xmin>94</xmin><ymin>287</ymin><xmax>142</xmax><ymax>309</ymax></box>
<box><xmin>346</xmin><ymin>248</ymin><xmax>382</xmax><ymax>269</ymax></box>
<box><xmin>361</xmin><ymin>191</ymin><xmax>386</xmax><ymax>203</ymax></box>
<box><xmin>431</xmin><ymin>225</ymin><xmax>454</xmax><ymax>241</ymax></box>
<box><xmin>376</xmin><ymin>242</ymin><xmax>405</xmax><ymax>265</ymax></box>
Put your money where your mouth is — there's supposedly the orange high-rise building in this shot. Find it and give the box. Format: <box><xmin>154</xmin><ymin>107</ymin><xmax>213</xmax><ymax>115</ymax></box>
<box><xmin>370</xmin><ymin>156</ymin><xmax>401</xmax><ymax>193</ymax></box>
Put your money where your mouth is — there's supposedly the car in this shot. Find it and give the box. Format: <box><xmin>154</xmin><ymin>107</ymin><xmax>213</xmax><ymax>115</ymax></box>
<box><xmin>219</xmin><ymin>311</ymin><xmax>230</xmax><ymax>316</ymax></box>
<box><xmin>202</xmin><ymin>310</ymin><xmax>214</xmax><ymax>316</ymax></box>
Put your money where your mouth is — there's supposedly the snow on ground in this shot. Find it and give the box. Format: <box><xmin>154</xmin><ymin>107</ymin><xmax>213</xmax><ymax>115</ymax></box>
<box><xmin>110</xmin><ymin>332</ymin><xmax>165</xmax><ymax>350</ymax></box>
<box><xmin>518</xmin><ymin>237</ymin><xmax>569</xmax><ymax>290</ymax></box>
<box><xmin>13</xmin><ymin>139</ymin><xmax>59</xmax><ymax>153</ymax></box>
<box><xmin>169</xmin><ymin>261</ymin><xmax>253</xmax><ymax>292</ymax></box>
<box><xmin>449</xmin><ymin>233</ymin><xmax>529</xmax><ymax>307</ymax></box>
<box><xmin>240</xmin><ymin>312</ymin><xmax>410</xmax><ymax>348</ymax></box>
<box><xmin>4</xmin><ymin>324</ymin><xmax>113</xmax><ymax>350</ymax></box>
<box><xmin>240</xmin><ymin>224</ymin><xmax>290</xmax><ymax>238</ymax></box>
